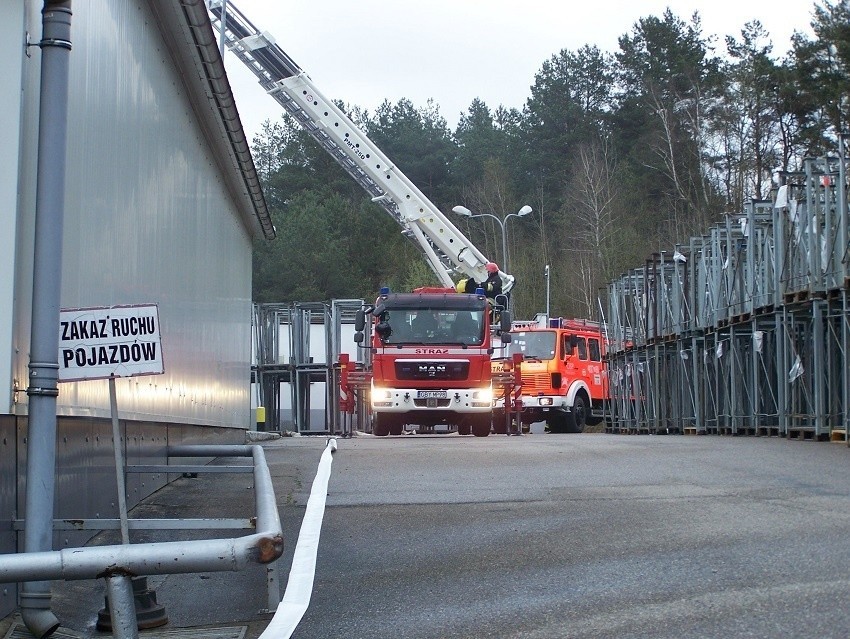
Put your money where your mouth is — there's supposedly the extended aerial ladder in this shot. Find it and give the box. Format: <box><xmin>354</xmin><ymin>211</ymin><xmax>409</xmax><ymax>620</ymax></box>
<box><xmin>207</xmin><ymin>0</ymin><xmax>514</xmax><ymax>293</ymax></box>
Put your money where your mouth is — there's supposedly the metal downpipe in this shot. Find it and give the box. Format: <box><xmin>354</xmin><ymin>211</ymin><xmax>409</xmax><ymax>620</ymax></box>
<box><xmin>21</xmin><ymin>1</ymin><xmax>72</xmax><ymax>637</ymax></box>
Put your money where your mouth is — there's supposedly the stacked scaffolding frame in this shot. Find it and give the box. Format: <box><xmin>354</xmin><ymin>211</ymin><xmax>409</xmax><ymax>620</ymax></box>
<box><xmin>252</xmin><ymin>299</ymin><xmax>363</xmax><ymax>434</ymax></box>
<box><xmin>605</xmin><ymin>140</ymin><xmax>850</xmax><ymax>443</ymax></box>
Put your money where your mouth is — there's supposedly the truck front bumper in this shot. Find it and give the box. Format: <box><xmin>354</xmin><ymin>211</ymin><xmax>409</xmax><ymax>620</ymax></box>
<box><xmin>495</xmin><ymin>395</ymin><xmax>570</xmax><ymax>410</ymax></box>
<box><xmin>372</xmin><ymin>386</ymin><xmax>493</xmax><ymax>413</ymax></box>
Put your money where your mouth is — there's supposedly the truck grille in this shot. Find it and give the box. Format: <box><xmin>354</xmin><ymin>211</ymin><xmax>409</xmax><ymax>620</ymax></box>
<box><xmin>396</xmin><ymin>360</ymin><xmax>469</xmax><ymax>381</ymax></box>
<box><xmin>521</xmin><ymin>372</ymin><xmax>554</xmax><ymax>394</ymax></box>
<box><xmin>413</xmin><ymin>398</ymin><xmax>452</xmax><ymax>408</ymax></box>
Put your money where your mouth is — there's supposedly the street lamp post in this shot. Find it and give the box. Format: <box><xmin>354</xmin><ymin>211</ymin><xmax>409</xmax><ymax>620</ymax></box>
<box><xmin>451</xmin><ymin>204</ymin><xmax>532</xmax><ymax>274</ymax></box>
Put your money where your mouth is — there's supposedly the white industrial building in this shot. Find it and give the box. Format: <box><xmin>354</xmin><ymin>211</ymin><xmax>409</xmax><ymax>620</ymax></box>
<box><xmin>0</xmin><ymin>0</ymin><xmax>274</xmax><ymax>620</ymax></box>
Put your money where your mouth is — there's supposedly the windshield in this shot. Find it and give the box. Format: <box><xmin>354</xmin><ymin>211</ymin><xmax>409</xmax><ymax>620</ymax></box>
<box><xmin>508</xmin><ymin>331</ymin><xmax>557</xmax><ymax>360</ymax></box>
<box><xmin>379</xmin><ymin>308</ymin><xmax>485</xmax><ymax>346</ymax></box>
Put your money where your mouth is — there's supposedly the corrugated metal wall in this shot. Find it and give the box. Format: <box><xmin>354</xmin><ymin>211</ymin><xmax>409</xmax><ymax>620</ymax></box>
<box><xmin>0</xmin><ymin>416</ymin><xmax>16</xmax><ymax>617</ymax></box>
<box><xmin>11</xmin><ymin>0</ymin><xmax>255</xmax><ymax>428</ymax></box>
<box><xmin>1</xmin><ymin>0</ymin><xmax>266</xmax><ymax>620</ymax></box>
<box><xmin>0</xmin><ymin>3</ymin><xmax>30</xmax><ymax>415</ymax></box>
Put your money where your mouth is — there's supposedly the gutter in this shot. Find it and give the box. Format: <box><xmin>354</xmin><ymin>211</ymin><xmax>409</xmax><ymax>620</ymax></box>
<box><xmin>151</xmin><ymin>0</ymin><xmax>275</xmax><ymax>240</ymax></box>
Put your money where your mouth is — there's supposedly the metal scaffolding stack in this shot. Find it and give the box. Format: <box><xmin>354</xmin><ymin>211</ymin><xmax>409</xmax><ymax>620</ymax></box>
<box><xmin>604</xmin><ymin>141</ymin><xmax>850</xmax><ymax>443</ymax></box>
<box><xmin>252</xmin><ymin>299</ymin><xmax>363</xmax><ymax>434</ymax></box>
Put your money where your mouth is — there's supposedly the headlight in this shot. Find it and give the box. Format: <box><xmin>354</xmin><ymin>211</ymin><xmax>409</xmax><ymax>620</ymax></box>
<box><xmin>371</xmin><ymin>387</ymin><xmax>394</xmax><ymax>408</ymax></box>
<box><xmin>539</xmin><ymin>397</ymin><xmax>553</xmax><ymax>406</ymax></box>
<box><xmin>472</xmin><ymin>387</ymin><xmax>493</xmax><ymax>403</ymax></box>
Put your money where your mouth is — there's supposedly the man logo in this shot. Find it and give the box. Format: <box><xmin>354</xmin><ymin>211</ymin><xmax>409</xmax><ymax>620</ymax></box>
<box><xmin>418</xmin><ymin>363</ymin><xmax>447</xmax><ymax>378</ymax></box>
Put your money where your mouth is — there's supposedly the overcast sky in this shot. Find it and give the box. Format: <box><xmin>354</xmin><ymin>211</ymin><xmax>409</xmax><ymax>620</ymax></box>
<box><xmin>219</xmin><ymin>0</ymin><xmax>819</xmax><ymax>142</ymax></box>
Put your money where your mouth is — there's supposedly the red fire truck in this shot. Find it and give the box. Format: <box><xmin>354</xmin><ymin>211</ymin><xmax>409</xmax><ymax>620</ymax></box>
<box><xmin>497</xmin><ymin>318</ymin><xmax>608</xmax><ymax>433</ymax></box>
<box><xmin>352</xmin><ymin>287</ymin><xmax>511</xmax><ymax>436</ymax></box>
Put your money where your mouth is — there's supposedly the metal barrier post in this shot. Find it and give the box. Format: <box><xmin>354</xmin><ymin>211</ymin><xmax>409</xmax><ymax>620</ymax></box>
<box><xmin>105</xmin><ymin>575</ymin><xmax>138</xmax><ymax>639</ymax></box>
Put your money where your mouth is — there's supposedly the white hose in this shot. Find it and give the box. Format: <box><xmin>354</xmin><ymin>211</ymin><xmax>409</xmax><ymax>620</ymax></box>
<box><xmin>259</xmin><ymin>438</ymin><xmax>337</xmax><ymax>639</ymax></box>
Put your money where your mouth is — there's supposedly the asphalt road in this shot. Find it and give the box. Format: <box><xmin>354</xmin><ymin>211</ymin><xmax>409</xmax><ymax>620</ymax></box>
<box><xmin>289</xmin><ymin>432</ymin><xmax>850</xmax><ymax>639</ymax></box>
<box><xmin>51</xmin><ymin>431</ymin><xmax>850</xmax><ymax>638</ymax></box>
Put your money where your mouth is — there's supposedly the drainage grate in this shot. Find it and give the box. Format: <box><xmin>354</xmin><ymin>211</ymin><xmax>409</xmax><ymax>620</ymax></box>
<box><xmin>134</xmin><ymin>629</ymin><xmax>247</xmax><ymax>639</ymax></box>
<box><xmin>4</xmin><ymin>625</ymin><xmax>83</xmax><ymax>639</ymax></box>
<box><xmin>5</xmin><ymin>624</ymin><xmax>247</xmax><ymax>639</ymax></box>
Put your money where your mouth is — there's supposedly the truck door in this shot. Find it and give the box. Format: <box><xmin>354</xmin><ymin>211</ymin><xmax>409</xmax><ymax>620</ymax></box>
<box><xmin>587</xmin><ymin>337</ymin><xmax>605</xmax><ymax>398</ymax></box>
<box><xmin>562</xmin><ymin>333</ymin><xmax>582</xmax><ymax>382</ymax></box>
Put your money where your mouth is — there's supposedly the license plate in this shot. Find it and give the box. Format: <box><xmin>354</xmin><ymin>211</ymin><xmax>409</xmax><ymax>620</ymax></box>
<box><xmin>417</xmin><ymin>390</ymin><xmax>447</xmax><ymax>399</ymax></box>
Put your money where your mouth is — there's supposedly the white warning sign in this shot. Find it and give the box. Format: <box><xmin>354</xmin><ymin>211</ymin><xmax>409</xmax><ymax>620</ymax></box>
<box><xmin>58</xmin><ymin>304</ymin><xmax>164</xmax><ymax>382</ymax></box>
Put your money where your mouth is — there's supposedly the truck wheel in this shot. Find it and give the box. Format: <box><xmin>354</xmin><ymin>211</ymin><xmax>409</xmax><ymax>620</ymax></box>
<box><xmin>586</xmin><ymin>402</ymin><xmax>604</xmax><ymax>426</ymax></box>
<box><xmin>373</xmin><ymin>414</ymin><xmax>390</xmax><ymax>437</ymax></box>
<box><xmin>472</xmin><ymin>415</ymin><xmax>491</xmax><ymax>437</ymax></box>
<box><xmin>565</xmin><ymin>394</ymin><xmax>588</xmax><ymax>433</ymax></box>
<box><xmin>492</xmin><ymin>410</ymin><xmax>507</xmax><ymax>434</ymax></box>
<box><xmin>457</xmin><ymin>421</ymin><xmax>472</xmax><ymax>436</ymax></box>
<box><xmin>389</xmin><ymin>419</ymin><xmax>403</xmax><ymax>436</ymax></box>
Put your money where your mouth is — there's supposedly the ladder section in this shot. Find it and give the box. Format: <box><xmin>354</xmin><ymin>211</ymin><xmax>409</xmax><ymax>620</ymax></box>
<box><xmin>207</xmin><ymin>2</ymin><xmax>395</xmax><ymax>217</ymax></box>
<box><xmin>207</xmin><ymin>1</ymin><xmax>512</xmax><ymax>292</ymax></box>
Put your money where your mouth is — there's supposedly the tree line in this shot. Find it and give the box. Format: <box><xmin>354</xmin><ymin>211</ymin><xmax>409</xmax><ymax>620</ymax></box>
<box><xmin>251</xmin><ymin>1</ymin><xmax>850</xmax><ymax>321</ymax></box>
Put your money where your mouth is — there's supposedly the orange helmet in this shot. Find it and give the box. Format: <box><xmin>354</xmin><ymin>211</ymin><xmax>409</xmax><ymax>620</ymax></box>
<box><xmin>485</xmin><ymin>262</ymin><xmax>499</xmax><ymax>273</ymax></box>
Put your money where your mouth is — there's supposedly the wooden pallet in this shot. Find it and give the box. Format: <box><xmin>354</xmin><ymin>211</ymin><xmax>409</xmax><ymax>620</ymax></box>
<box><xmin>788</xmin><ymin>428</ymin><xmax>815</xmax><ymax>441</ymax></box>
<box><xmin>825</xmin><ymin>287</ymin><xmax>843</xmax><ymax>300</ymax></box>
<box><xmin>783</xmin><ymin>290</ymin><xmax>811</xmax><ymax>305</ymax></box>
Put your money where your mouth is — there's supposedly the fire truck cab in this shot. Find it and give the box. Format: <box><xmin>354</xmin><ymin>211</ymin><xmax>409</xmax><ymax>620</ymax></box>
<box><xmin>354</xmin><ymin>287</ymin><xmax>510</xmax><ymax>437</ymax></box>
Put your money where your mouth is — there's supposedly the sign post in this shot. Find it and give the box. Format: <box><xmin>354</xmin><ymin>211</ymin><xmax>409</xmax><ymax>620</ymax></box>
<box><xmin>108</xmin><ymin>376</ymin><xmax>129</xmax><ymax>544</ymax></box>
<box><xmin>59</xmin><ymin>304</ymin><xmax>166</xmax><ymax>630</ymax></box>
<box><xmin>58</xmin><ymin>304</ymin><xmax>164</xmax><ymax>543</ymax></box>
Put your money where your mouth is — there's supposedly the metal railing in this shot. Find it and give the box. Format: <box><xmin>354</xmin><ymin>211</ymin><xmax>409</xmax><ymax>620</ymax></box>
<box><xmin>0</xmin><ymin>444</ymin><xmax>283</xmax><ymax>638</ymax></box>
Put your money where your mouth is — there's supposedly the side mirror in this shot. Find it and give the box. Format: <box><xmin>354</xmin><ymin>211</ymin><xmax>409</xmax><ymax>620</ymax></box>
<box><xmin>500</xmin><ymin>310</ymin><xmax>512</xmax><ymax>333</ymax></box>
<box><xmin>354</xmin><ymin>332</ymin><xmax>364</xmax><ymax>344</ymax></box>
<box><xmin>501</xmin><ymin>332</ymin><xmax>512</xmax><ymax>344</ymax></box>
<box><xmin>494</xmin><ymin>293</ymin><xmax>508</xmax><ymax>310</ymax></box>
<box><xmin>354</xmin><ymin>309</ymin><xmax>366</xmax><ymax>332</ymax></box>
<box><xmin>376</xmin><ymin>321</ymin><xmax>392</xmax><ymax>340</ymax></box>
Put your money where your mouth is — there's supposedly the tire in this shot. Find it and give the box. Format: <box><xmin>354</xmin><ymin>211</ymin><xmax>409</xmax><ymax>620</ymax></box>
<box><xmin>586</xmin><ymin>414</ymin><xmax>603</xmax><ymax>427</ymax></box>
<box><xmin>472</xmin><ymin>415</ymin><xmax>491</xmax><ymax>437</ymax></box>
<box><xmin>492</xmin><ymin>410</ymin><xmax>508</xmax><ymax>434</ymax></box>
<box><xmin>389</xmin><ymin>419</ymin><xmax>403</xmax><ymax>436</ymax></box>
<box><xmin>457</xmin><ymin>421</ymin><xmax>472</xmax><ymax>436</ymax></box>
<box><xmin>373</xmin><ymin>413</ymin><xmax>389</xmax><ymax>437</ymax></box>
<box><xmin>564</xmin><ymin>393</ymin><xmax>588</xmax><ymax>433</ymax></box>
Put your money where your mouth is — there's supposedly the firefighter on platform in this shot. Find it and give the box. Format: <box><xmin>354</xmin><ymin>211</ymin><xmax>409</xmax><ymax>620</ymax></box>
<box><xmin>482</xmin><ymin>262</ymin><xmax>503</xmax><ymax>299</ymax></box>
<box><xmin>455</xmin><ymin>277</ymin><xmax>479</xmax><ymax>294</ymax></box>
